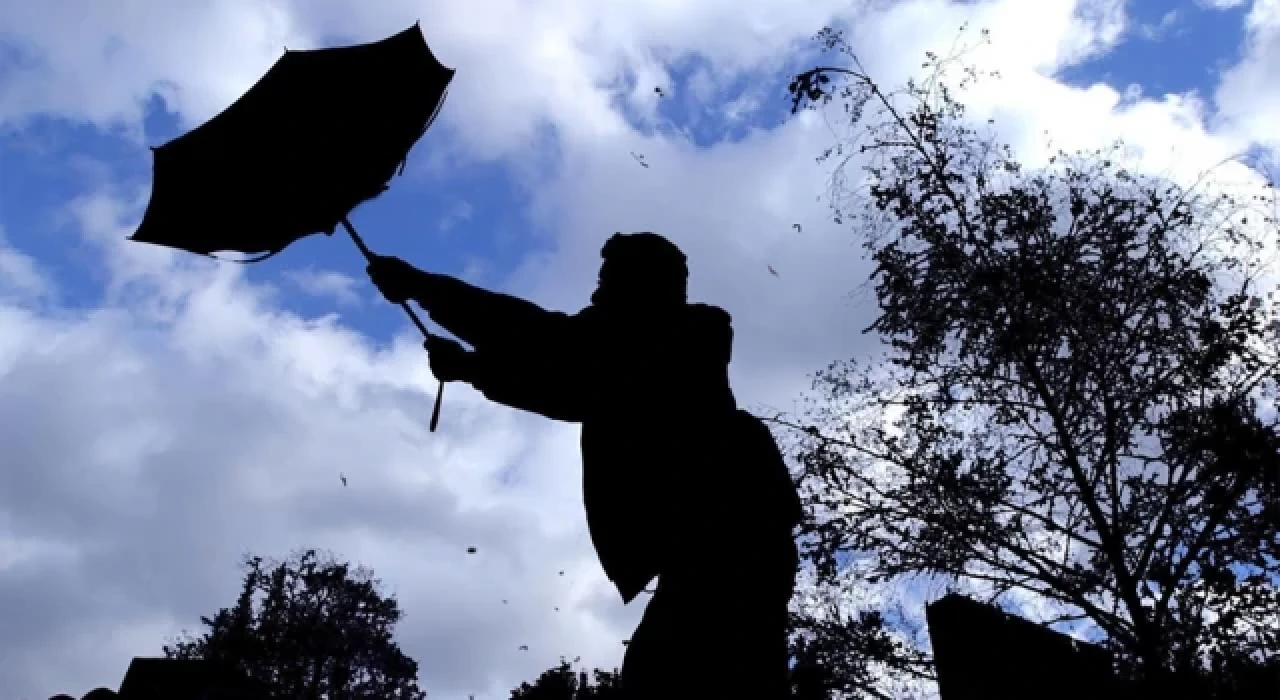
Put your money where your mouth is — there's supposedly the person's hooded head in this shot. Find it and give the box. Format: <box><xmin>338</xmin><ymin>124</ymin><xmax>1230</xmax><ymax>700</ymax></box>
<box><xmin>590</xmin><ymin>232</ymin><xmax>689</xmax><ymax>310</ymax></box>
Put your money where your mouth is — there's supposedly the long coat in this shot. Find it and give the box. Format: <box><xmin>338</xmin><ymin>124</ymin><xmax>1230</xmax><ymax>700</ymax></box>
<box><xmin>418</xmin><ymin>273</ymin><xmax>802</xmax><ymax>603</ymax></box>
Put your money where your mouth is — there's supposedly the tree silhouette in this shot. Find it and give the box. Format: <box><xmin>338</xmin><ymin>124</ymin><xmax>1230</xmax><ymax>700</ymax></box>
<box><xmin>508</xmin><ymin>659</ymin><xmax>622</xmax><ymax>700</ymax></box>
<box><xmin>505</xmin><ymin>628</ymin><xmax>931</xmax><ymax>700</ymax></box>
<box><xmin>164</xmin><ymin>549</ymin><xmax>427</xmax><ymax>700</ymax></box>
<box><xmin>783</xmin><ymin>25</ymin><xmax>1280</xmax><ymax>696</ymax></box>
<box><xmin>788</xmin><ymin>604</ymin><xmax>934</xmax><ymax>700</ymax></box>
<box><xmin>503</xmin><ymin>621</ymin><xmax>934</xmax><ymax>700</ymax></box>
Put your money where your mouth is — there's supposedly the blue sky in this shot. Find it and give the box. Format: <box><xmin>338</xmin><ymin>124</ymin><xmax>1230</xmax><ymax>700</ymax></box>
<box><xmin>1058</xmin><ymin>0</ymin><xmax>1251</xmax><ymax>97</ymax></box>
<box><xmin>0</xmin><ymin>100</ymin><xmax>547</xmax><ymax>338</ymax></box>
<box><xmin>1</xmin><ymin>1</ymin><xmax>1277</xmax><ymax>698</ymax></box>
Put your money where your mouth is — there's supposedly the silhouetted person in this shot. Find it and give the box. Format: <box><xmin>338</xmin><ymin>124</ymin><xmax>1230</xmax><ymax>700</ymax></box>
<box><xmin>368</xmin><ymin>232</ymin><xmax>802</xmax><ymax>699</ymax></box>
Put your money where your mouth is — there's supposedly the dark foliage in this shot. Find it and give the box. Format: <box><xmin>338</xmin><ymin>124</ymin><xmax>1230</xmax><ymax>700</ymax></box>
<box><xmin>164</xmin><ymin>549</ymin><xmax>427</xmax><ymax>700</ymax></box>
<box><xmin>781</xmin><ymin>24</ymin><xmax>1280</xmax><ymax>697</ymax></box>
<box><xmin>788</xmin><ymin>605</ymin><xmax>934</xmax><ymax>700</ymax></box>
<box><xmin>507</xmin><ymin>659</ymin><xmax>622</xmax><ymax>700</ymax></box>
<box><xmin>504</xmin><ymin>612</ymin><xmax>936</xmax><ymax>700</ymax></box>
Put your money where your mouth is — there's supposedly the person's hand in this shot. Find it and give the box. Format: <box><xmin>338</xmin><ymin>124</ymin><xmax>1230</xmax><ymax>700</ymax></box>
<box><xmin>425</xmin><ymin>333</ymin><xmax>472</xmax><ymax>382</ymax></box>
<box><xmin>367</xmin><ymin>255</ymin><xmax>424</xmax><ymax>305</ymax></box>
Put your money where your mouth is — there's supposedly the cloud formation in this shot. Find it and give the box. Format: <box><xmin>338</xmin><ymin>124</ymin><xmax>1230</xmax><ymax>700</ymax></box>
<box><xmin>284</xmin><ymin>268</ymin><xmax>364</xmax><ymax>307</ymax></box>
<box><xmin>2</xmin><ymin>1</ymin><xmax>1278</xmax><ymax>699</ymax></box>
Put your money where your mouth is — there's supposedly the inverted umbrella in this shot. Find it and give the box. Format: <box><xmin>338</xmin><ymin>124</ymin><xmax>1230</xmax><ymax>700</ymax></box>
<box><xmin>130</xmin><ymin>23</ymin><xmax>455</xmax><ymax>430</ymax></box>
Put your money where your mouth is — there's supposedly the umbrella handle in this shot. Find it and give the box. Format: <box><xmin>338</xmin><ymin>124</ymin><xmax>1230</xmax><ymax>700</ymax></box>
<box><xmin>341</xmin><ymin>217</ymin><xmax>445</xmax><ymax>432</ymax></box>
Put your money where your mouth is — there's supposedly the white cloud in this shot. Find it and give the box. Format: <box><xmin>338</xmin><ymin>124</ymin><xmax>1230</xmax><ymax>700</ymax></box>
<box><xmin>1213</xmin><ymin>0</ymin><xmax>1280</xmax><ymax>149</ymax></box>
<box><xmin>0</xmin><ymin>227</ymin><xmax>55</xmax><ymax>304</ymax></box>
<box><xmin>2</xmin><ymin>1</ymin><xmax>1279</xmax><ymax>699</ymax></box>
<box><xmin>0</xmin><ymin>208</ymin><xmax>632</xmax><ymax>699</ymax></box>
<box><xmin>0</xmin><ymin>1</ymin><xmax>306</xmax><ymax>140</ymax></box>
<box><xmin>1137</xmin><ymin>9</ymin><xmax>1183</xmax><ymax>41</ymax></box>
<box><xmin>284</xmin><ymin>267</ymin><xmax>363</xmax><ymax>307</ymax></box>
<box><xmin>438</xmin><ymin>200</ymin><xmax>474</xmax><ymax>233</ymax></box>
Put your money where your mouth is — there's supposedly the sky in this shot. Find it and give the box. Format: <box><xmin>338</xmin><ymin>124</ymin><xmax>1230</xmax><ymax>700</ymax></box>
<box><xmin>0</xmin><ymin>0</ymin><xmax>1277</xmax><ymax>698</ymax></box>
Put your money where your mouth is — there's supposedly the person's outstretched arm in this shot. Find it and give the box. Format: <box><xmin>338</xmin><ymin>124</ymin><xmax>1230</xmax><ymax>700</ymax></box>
<box><xmin>368</xmin><ymin>254</ymin><xmax>564</xmax><ymax>350</ymax></box>
<box><xmin>423</xmin><ymin>328</ymin><xmax>587</xmax><ymax>423</ymax></box>
<box><xmin>370</xmin><ymin>256</ymin><xmax>587</xmax><ymax>422</ymax></box>
<box><xmin>467</xmin><ymin>339</ymin><xmax>586</xmax><ymax>423</ymax></box>
<box><xmin>416</xmin><ymin>273</ymin><xmax>567</xmax><ymax>351</ymax></box>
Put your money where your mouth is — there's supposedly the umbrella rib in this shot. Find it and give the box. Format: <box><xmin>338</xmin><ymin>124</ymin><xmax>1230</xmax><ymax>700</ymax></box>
<box><xmin>399</xmin><ymin>85</ymin><xmax>451</xmax><ymax>176</ymax></box>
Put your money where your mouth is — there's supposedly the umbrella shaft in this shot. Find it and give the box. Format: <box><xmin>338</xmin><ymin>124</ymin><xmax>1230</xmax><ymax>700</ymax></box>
<box><xmin>400</xmin><ymin>302</ymin><xmax>431</xmax><ymax>337</ymax></box>
<box><xmin>340</xmin><ymin>216</ymin><xmax>378</xmax><ymax>263</ymax></box>
<box><xmin>343</xmin><ymin>218</ymin><xmax>377</xmax><ymax>260</ymax></box>
<box><xmin>340</xmin><ymin>217</ymin><xmax>430</xmax><ymax>337</ymax></box>
<box><xmin>340</xmin><ymin>216</ymin><xmax>443</xmax><ymax>431</ymax></box>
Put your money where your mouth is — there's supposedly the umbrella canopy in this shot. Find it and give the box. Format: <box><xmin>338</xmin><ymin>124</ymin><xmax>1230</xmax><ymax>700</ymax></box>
<box><xmin>130</xmin><ymin>23</ymin><xmax>454</xmax><ymax>260</ymax></box>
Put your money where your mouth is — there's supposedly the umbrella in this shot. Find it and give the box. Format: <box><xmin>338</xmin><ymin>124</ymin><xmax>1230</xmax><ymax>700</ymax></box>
<box><xmin>130</xmin><ymin>23</ymin><xmax>455</xmax><ymax>430</ymax></box>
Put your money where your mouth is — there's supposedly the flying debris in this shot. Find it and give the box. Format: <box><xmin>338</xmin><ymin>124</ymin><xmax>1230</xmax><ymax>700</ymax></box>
<box><xmin>466</xmin><ymin>546</ymin><xmax>477</xmax><ymax>554</ymax></box>
<box><xmin>629</xmin><ymin>151</ymin><xmax>649</xmax><ymax>168</ymax></box>
<box><xmin>792</xmin><ymin>223</ymin><xmax>802</xmax><ymax>233</ymax></box>
<box><xmin>654</xmin><ymin>86</ymin><xmax>666</xmax><ymax>97</ymax></box>
<box><xmin>339</xmin><ymin>473</ymin><xmax>347</xmax><ymax>487</ymax></box>
<box><xmin>767</xmin><ymin>265</ymin><xmax>779</xmax><ymax>277</ymax></box>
